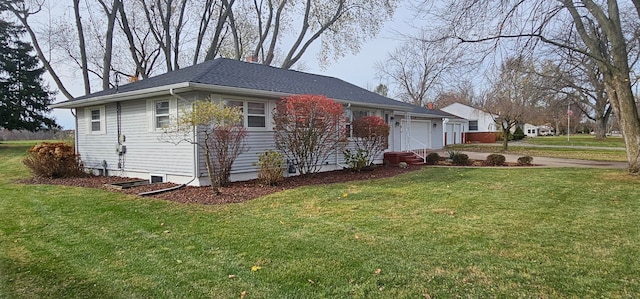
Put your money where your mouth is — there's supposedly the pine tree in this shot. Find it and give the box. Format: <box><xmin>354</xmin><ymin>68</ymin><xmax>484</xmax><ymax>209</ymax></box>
<box><xmin>0</xmin><ymin>18</ymin><xmax>58</xmax><ymax>131</ymax></box>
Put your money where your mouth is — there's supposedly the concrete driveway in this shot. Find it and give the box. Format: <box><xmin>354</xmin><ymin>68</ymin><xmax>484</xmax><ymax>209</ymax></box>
<box><xmin>434</xmin><ymin>150</ymin><xmax>628</xmax><ymax>169</ymax></box>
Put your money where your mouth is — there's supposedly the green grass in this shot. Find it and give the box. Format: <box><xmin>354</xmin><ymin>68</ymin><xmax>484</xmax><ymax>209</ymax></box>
<box><xmin>522</xmin><ymin>135</ymin><xmax>625</xmax><ymax>148</ymax></box>
<box><xmin>2</xmin><ymin>142</ymin><xmax>640</xmax><ymax>298</ymax></box>
<box><xmin>448</xmin><ymin>144</ymin><xmax>628</xmax><ymax>161</ymax></box>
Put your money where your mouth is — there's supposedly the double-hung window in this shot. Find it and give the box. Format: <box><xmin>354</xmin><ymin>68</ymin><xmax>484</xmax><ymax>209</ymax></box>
<box><xmin>155</xmin><ymin>100</ymin><xmax>170</xmax><ymax>129</ymax></box>
<box><xmin>247</xmin><ymin>102</ymin><xmax>266</xmax><ymax>128</ymax></box>
<box><xmin>223</xmin><ymin>99</ymin><xmax>267</xmax><ymax>129</ymax></box>
<box><xmin>345</xmin><ymin>108</ymin><xmax>377</xmax><ymax>137</ymax></box>
<box><xmin>86</xmin><ymin>106</ymin><xmax>105</xmax><ymax>134</ymax></box>
<box><xmin>90</xmin><ymin>109</ymin><xmax>101</xmax><ymax>132</ymax></box>
<box><xmin>147</xmin><ymin>98</ymin><xmax>176</xmax><ymax>132</ymax></box>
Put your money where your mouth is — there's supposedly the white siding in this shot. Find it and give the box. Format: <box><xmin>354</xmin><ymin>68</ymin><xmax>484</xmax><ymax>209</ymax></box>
<box><xmin>118</xmin><ymin>99</ymin><xmax>193</xmax><ymax>175</ymax></box>
<box><xmin>77</xmin><ymin>104</ymin><xmax>118</xmax><ymax>171</ymax></box>
<box><xmin>441</xmin><ymin>103</ymin><xmax>496</xmax><ymax>133</ymax></box>
<box><xmin>77</xmin><ymin>98</ymin><xmax>194</xmax><ymax>178</ymax></box>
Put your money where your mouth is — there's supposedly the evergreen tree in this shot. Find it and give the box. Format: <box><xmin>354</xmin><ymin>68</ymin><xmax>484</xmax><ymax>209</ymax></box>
<box><xmin>0</xmin><ymin>18</ymin><xmax>58</xmax><ymax>131</ymax></box>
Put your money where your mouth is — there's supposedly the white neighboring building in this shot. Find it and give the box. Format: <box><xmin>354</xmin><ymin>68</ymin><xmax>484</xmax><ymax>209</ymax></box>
<box><xmin>524</xmin><ymin>123</ymin><xmax>555</xmax><ymax>137</ymax></box>
<box><xmin>440</xmin><ymin>103</ymin><xmax>499</xmax><ymax>144</ymax></box>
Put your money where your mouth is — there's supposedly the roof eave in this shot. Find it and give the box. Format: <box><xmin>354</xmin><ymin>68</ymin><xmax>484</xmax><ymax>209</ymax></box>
<box><xmin>50</xmin><ymin>81</ymin><xmax>411</xmax><ymax>111</ymax></box>
<box><xmin>50</xmin><ymin>82</ymin><xmax>192</xmax><ymax>108</ymax></box>
<box><xmin>190</xmin><ymin>82</ymin><xmax>411</xmax><ymax>111</ymax></box>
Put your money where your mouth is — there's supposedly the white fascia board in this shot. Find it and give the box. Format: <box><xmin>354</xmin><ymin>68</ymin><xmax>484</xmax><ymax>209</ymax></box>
<box><xmin>51</xmin><ymin>81</ymin><xmax>411</xmax><ymax>111</ymax></box>
<box><xmin>190</xmin><ymin>82</ymin><xmax>411</xmax><ymax>111</ymax></box>
<box><xmin>50</xmin><ymin>82</ymin><xmax>192</xmax><ymax>108</ymax></box>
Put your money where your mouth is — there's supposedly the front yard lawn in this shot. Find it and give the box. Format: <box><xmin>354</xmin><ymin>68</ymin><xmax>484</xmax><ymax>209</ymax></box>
<box><xmin>1</xmin><ymin>142</ymin><xmax>639</xmax><ymax>298</ymax></box>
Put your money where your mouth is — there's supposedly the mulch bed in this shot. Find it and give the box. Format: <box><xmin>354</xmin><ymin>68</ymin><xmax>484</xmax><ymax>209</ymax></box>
<box><xmin>20</xmin><ymin>160</ymin><xmax>530</xmax><ymax>205</ymax></box>
<box><xmin>20</xmin><ymin>164</ymin><xmax>423</xmax><ymax>205</ymax></box>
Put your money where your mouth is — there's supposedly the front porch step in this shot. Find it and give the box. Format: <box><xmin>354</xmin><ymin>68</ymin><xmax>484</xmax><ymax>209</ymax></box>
<box><xmin>404</xmin><ymin>158</ymin><xmax>425</xmax><ymax>165</ymax></box>
<box><xmin>384</xmin><ymin>151</ymin><xmax>425</xmax><ymax>165</ymax></box>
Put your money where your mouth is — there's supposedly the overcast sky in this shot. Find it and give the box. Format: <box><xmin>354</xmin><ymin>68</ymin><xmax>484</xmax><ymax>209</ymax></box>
<box><xmin>46</xmin><ymin>2</ymin><xmax>420</xmax><ymax>129</ymax></box>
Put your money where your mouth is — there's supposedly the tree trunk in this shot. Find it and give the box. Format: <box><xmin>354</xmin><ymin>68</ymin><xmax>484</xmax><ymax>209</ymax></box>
<box><xmin>502</xmin><ymin>129</ymin><xmax>509</xmax><ymax>152</ymax></box>
<box><xmin>73</xmin><ymin>0</ymin><xmax>90</xmax><ymax>95</ymax></box>
<box><xmin>593</xmin><ymin>113</ymin><xmax>608</xmax><ymax>139</ymax></box>
<box><xmin>202</xmin><ymin>135</ymin><xmax>221</xmax><ymax>194</ymax></box>
<box><xmin>609</xmin><ymin>79</ymin><xmax>640</xmax><ymax>174</ymax></box>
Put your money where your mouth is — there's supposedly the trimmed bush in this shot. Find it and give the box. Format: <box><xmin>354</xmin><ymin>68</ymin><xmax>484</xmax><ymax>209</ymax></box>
<box><xmin>425</xmin><ymin>152</ymin><xmax>440</xmax><ymax>165</ymax></box>
<box><xmin>255</xmin><ymin>150</ymin><xmax>285</xmax><ymax>186</ymax></box>
<box><xmin>23</xmin><ymin>142</ymin><xmax>86</xmax><ymax>178</ymax></box>
<box><xmin>451</xmin><ymin>153</ymin><xmax>470</xmax><ymax>165</ymax></box>
<box><xmin>517</xmin><ymin>156</ymin><xmax>534</xmax><ymax>166</ymax></box>
<box><xmin>485</xmin><ymin>154</ymin><xmax>506</xmax><ymax>166</ymax></box>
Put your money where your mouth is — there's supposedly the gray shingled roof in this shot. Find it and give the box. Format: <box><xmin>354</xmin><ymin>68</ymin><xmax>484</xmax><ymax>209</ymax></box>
<box><xmin>62</xmin><ymin>58</ymin><xmax>456</xmax><ymax>117</ymax></box>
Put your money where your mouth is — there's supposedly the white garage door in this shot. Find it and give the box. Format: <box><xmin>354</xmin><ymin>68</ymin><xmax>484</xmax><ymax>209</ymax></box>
<box><xmin>401</xmin><ymin>120</ymin><xmax>431</xmax><ymax>151</ymax></box>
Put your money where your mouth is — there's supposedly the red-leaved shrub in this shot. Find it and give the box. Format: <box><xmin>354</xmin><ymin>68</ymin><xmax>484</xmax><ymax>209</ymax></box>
<box><xmin>273</xmin><ymin>94</ymin><xmax>347</xmax><ymax>175</ymax></box>
<box><xmin>350</xmin><ymin>115</ymin><xmax>390</xmax><ymax>168</ymax></box>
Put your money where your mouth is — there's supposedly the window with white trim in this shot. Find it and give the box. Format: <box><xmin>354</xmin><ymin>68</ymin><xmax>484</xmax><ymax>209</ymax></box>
<box><xmin>345</xmin><ymin>108</ymin><xmax>378</xmax><ymax>137</ymax></box>
<box><xmin>155</xmin><ymin>100</ymin><xmax>170</xmax><ymax>129</ymax></box>
<box><xmin>223</xmin><ymin>99</ymin><xmax>267</xmax><ymax>129</ymax></box>
<box><xmin>85</xmin><ymin>106</ymin><xmax>106</xmax><ymax>134</ymax></box>
<box><xmin>147</xmin><ymin>98</ymin><xmax>176</xmax><ymax>132</ymax></box>
<box><xmin>90</xmin><ymin>109</ymin><xmax>101</xmax><ymax>132</ymax></box>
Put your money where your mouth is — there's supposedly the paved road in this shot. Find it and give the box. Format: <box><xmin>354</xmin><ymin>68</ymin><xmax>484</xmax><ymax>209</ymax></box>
<box><xmin>434</xmin><ymin>150</ymin><xmax>628</xmax><ymax>169</ymax></box>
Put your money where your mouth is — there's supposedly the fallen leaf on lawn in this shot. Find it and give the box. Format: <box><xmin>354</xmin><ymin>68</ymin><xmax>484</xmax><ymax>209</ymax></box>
<box><xmin>240</xmin><ymin>290</ymin><xmax>247</xmax><ymax>298</ymax></box>
<box><xmin>176</xmin><ymin>259</ymin><xmax>182</xmax><ymax>264</ymax></box>
<box><xmin>251</xmin><ymin>265</ymin><xmax>262</xmax><ymax>272</ymax></box>
<box><xmin>374</xmin><ymin>268</ymin><xmax>381</xmax><ymax>275</ymax></box>
<box><xmin>423</xmin><ymin>293</ymin><xmax>431</xmax><ymax>299</ymax></box>
<box><xmin>354</xmin><ymin>235</ymin><xmax>360</xmax><ymax>240</ymax></box>
<box><xmin>160</xmin><ymin>222</ymin><xmax>165</xmax><ymax>226</ymax></box>
<box><xmin>228</xmin><ymin>274</ymin><xmax>236</xmax><ymax>279</ymax></box>
<box><xmin>343</xmin><ymin>193</ymin><xmax>348</xmax><ymax>198</ymax></box>
<box><xmin>163</xmin><ymin>230</ymin><xmax>170</xmax><ymax>234</ymax></box>
<box><xmin>307</xmin><ymin>279</ymin><xmax>314</xmax><ymax>284</ymax></box>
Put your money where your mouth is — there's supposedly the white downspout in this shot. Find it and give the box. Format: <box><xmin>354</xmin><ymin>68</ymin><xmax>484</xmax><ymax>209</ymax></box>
<box><xmin>170</xmin><ymin>88</ymin><xmax>198</xmax><ymax>185</ymax></box>
<box><xmin>139</xmin><ymin>88</ymin><xmax>197</xmax><ymax>196</ymax></box>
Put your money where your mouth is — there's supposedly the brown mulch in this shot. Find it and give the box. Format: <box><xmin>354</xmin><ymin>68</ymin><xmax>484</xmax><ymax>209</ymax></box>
<box><xmin>20</xmin><ymin>164</ymin><xmax>424</xmax><ymax>205</ymax></box>
<box><xmin>20</xmin><ymin>160</ymin><xmax>530</xmax><ymax>205</ymax></box>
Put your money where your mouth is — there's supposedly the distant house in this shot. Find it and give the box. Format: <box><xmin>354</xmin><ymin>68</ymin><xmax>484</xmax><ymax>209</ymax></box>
<box><xmin>51</xmin><ymin>58</ymin><xmax>456</xmax><ymax>186</ymax></box>
<box><xmin>524</xmin><ymin>123</ymin><xmax>555</xmax><ymax>137</ymax></box>
<box><xmin>440</xmin><ymin>103</ymin><xmax>498</xmax><ymax>144</ymax></box>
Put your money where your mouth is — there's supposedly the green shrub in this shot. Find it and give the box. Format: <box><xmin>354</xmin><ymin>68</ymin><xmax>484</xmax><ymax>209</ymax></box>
<box><xmin>23</xmin><ymin>142</ymin><xmax>86</xmax><ymax>178</ymax></box>
<box><xmin>517</xmin><ymin>156</ymin><xmax>534</xmax><ymax>166</ymax></box>
<box><xmin>451</xmin><ymin>153</ymin><xmax>470</xmax><ymax>165</ymax></box>
<box><xmin>513</xmin><ymin>126</ymin><xmax>525</xmax><ymax>140</ymax></box>
<box><xmin>254</xmin><ymin>150</ymin><xmax>285</xmax><ymax>186</ymax></box>
<box><xmin>485</xmin><ymin>154</ymin><xmax>506</xmax><ymax>166</ymax></box>
<box><xmin>447</xmin><ymin>150</ymin><xmax>461</xmax><ymax>160</ymax></box>
<box><xmin>425</xmin><ymin>152</ymin><xmax>440</xmax><ymax>165</ymax></box>
<box><xmin>344</xmin><ymin>148</ymin><xmax>369</xmax><ymax>171</ymax></box>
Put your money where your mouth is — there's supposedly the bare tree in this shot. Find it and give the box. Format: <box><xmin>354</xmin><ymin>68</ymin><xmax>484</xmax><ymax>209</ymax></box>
<box><xmin>433</xmin><ymin>80</ymin><xmax>477</xmax><ymax>109</ymax></box>
<box><xmin>210</xmin><ymin>0</ymin><xmax>399</xmax><ymax>69</ymax></box>
<box><xmin>375</xmin><ymin>33</ymin><xmax>466</xmax><ymax>106</ymax></box>
<box><xmin>543</xmin><ymin>56</ymin><xmax>612</xmax><ymax>138</ymax></box>
<box><xmin>433</xmin><ymin>0</ymin><xmax>640</xmax><ymax>173</ymax></box>
<box><xmin>486</xmin><ymin>57</ymin><xmax>545</xmax><ymax>151</ymax></box>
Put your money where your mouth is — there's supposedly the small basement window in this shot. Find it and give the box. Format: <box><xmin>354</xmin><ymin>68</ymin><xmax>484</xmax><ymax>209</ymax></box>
<box><xmin>150</xmin><ymin>175</ymin><xmax>165</xmax><ymax>183</ymax></box>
